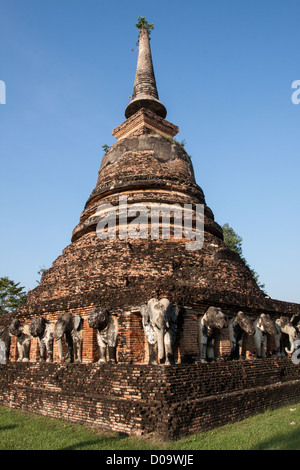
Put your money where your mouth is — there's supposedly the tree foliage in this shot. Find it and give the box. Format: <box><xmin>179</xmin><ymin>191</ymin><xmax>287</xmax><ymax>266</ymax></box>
<box><xmin>0</xmin><ymin>277</ymin><xmax>27</xmax><ymax>314</ymax></box>
<box><xmin>222</xmin><ymin>223</ymin><xmax>266</xmax><ymax>293</ymax></box>
<box><xmin>222</xmin><ymin>223</ymin><xmax>243</xmax><ymax>257</ymax></box>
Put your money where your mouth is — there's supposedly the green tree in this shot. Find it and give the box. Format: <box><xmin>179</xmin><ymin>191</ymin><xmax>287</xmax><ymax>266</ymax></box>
<box><xmin>222</xmin><ymin>223</ymin><xmax>266</xmax><ymax>293</ymax></box>
<box><xmin>222</xmin><ymin>223</ymin><xmax>243</xmax><ymax>257</ymax></box>
<box><xmin>0</xmin><ymin>277</ymin><xmax>27</xmax><ymax>314</ymax></box>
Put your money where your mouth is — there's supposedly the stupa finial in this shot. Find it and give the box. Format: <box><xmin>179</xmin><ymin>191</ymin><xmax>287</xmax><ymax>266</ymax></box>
<box><xmin>125</xmin><ymin>17</ymin><xmax>167</xmax><ymax>120</ymax></box>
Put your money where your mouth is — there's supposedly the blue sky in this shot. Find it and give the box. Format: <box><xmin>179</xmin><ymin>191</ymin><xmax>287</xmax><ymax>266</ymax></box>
<box><xmin>0</xmin><ymin>0</ymin><xmax>299</xmax><ymax>303</ymax></box>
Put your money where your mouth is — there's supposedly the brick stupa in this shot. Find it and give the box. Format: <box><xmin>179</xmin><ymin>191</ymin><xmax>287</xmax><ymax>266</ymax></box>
<box><xmin>8</xmin><ymin>25</ymin><xmax>300</xmax><ymax>364</ymax></box>
<box><xmin>1</xmin><ymin>21</ymin><xmax>300</xmax><ymax>440</ymax></box>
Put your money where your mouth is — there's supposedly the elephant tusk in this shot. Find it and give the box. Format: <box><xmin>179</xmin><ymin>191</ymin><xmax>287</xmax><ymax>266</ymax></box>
<box><xmin>285</xmin><ymin>344</ymin><xmax>295</xmax><ymax>355</ymax></box>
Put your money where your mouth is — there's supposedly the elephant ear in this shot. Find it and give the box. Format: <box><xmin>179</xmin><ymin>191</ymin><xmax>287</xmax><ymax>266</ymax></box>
<box><xmin>168</xmin><ymin>304</ymin><xmax>179</xmax><ymax>324</ymax></box>
<box><xmin>172</xmin><ymin>305</ymin><xmax>180</xmax><ymax>319</ymax></box>
<box><xmin>140</xmin><ymin>305</ymin><xmax>150</xmax><ymax>325</ymax></box>
<box><xmin>73</xmin><ymin>315</ymin><xmax>83</xmax><ymax>331</ymax></box>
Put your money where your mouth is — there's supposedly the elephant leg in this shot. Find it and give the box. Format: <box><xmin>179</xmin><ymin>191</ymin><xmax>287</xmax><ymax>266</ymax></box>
<box><xmin>17</xmin><ymin>340</ymin><xmax>23</xmax><ymax>361</ymax></box>
<box><xmin>164</xmin><ymin>331</ymin><xmax>175</xmax><ymax>365</ymax></box>
<box><xmin>231</xmin><ymin>328</ymin><xmax>243</xmax><ymax>360</ymax></box>
<box><xmin>108</xmin><ymin>346</ymin><xmax>117</xmax><ymax>364</ymax></box>
<box><xmin>199</xmin><ymin>323</ymin><xmax>208</xmax><ymax>362</ymax></box>
<box><xmin>5</xmin><ymin>338</ymin><xmax>10</xmax><ymax>363</ymax></box>
<box><xmin>280</xmin><ymin>336</ymin><xmax>287</xmax><ymax>357</ymax></box>
<box><xmin>164</xmin><ymin>345</ymin><xmax>175</xmax><ymax>365</ymax></box>
<box><xmin>148</xmin><ymin>342</ymin><xmax>158</xmax><ymax>365</ymax></box>
<box><xmin>254</xmin><ymin>332</ymin><xmax>262</xmax><ymax>358</ymax></box>
<box><xmin>200</xmin><ymin>342</ymin><xmax>207</xmax><ymax>362</ymax></box>
<box><xmin>98</xmin><ymin>345</ymin><xmax>107</xmax><ymax>363</ymax></box>
<box><xmin>56</xmin><ymin>338</ymin><xmax>64</xmax><ymax>362</ymax></box>
<box><xmin>261</xmin><ymin>334</ymin><xmax>268</xmax><ymax>358</ymax></box>
<box><xmin>237</xmin><ymin>338</ymin><xmax>243</xmax><ymax>359</ymax></box>
<box><xmin>74</xmin><ymin>344</ymin><xmax>81</xmax><ymax>363</ymax></box>
<box><xmin>230</xmin><ymin>341</ymin><xmax>238</xmax><ymax>359</ymax></box>
<box><xmin>46</xmin><ymin>338</ymin><xmax>53</xmax><ymax>362</ymax></box>
<box><xmin>22</xmin><ymin>337</ymin><xmax>30</xmax><ymax>362</ymax></box>
<box><xmin>274</xmin><ymin>333</ymin><xmax>281</xmax><ymax>357</ymax></box>
<box><xmin>97</xmin><ymin>331</ymin><xmax>107</xmax><ymax>363</ymax></box>
<box><xmin>207</xmin><ymin>338</ymin><xmax>214</xmax><ymax>362</ymax></box>
<box><xmin>73</xmin><ymin>333</ymin><xmax>82</xmax><ymax>363</ymax></box>
<box><xmin>38</xmin><ymin>338</ymin><xmax>46</xmax><ymax>362</ymax></box>
<box><xmin>64</xmin><ymin>332</ymin><xmax>74</xmax><ymax>363</ymax></box>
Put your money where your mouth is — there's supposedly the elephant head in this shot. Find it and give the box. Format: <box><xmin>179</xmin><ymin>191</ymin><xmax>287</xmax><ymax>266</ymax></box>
<box><xmin>30</xmin><ymin>317</ymin><xmax>54</xmax><ymax>362</ymax></box>
<box><xmin>229</xmin><ymin>311</ymin><xmax>255</xmax><ymax>360</ymax></box>
<box><xmin>30</xmin><ymin>317</ymin><xmax>46</xmax><ymax>338</ymax></box>
<box><xmin>254</xmin><ymin>313</ymin><xmax>277</xmax><ymax>358</ymax></box>
<box><xmin>235</xmin><ymin>311</ymin><xmax>255</xmax><ymax>336</ymax></box>
<box><xmin>54</xmin><ymin>313</ymin><xmax>83</xmax><ymax>363</ymax></box>
<box><xmin>88</xmin><ymin>308</ymin><xmax>109</xmax><ymax>331</ymax></box>
<box><xmin>88</xmin><ymin>308</ymin><xmax>118</xmax><ymax>364</ymax></box>
<box><xmin>141</xmin><ymin>298</ymin><xmax>179</xmax><ymax>365</ymax></box>
<box><xmin>202</xmin><ymin>306</ymin><xmax>228</xmax><ymax>332</ymax></box>
<box><xmin>9</xmin><ymin>319</ymin><xmax>23</xmax><ymax>338</ymax></box>
<box><xmin>199</xmin><ymin>307</ymin><xmax>227</xmax><ymax>362</ymax></box>
<box><xmin>256</xmin><ymin>314</ymin><xmax>278</xmax><ymax>336</ymax></box>
<box><xmin>275</xmin><ymin>316</ymin><xmax>297</xmax><ymax>355</ymax></box>
<box><xmin>8</xmin><ymin>319</ymin><xmax>31</xmax><ymax>362</ymax></box>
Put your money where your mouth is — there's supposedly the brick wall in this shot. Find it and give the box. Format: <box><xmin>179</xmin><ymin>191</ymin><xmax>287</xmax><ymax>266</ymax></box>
<box><xmin>1</xmin><ymin>358</ymin><xmax>300</xmax><ymax>440</ymax></box>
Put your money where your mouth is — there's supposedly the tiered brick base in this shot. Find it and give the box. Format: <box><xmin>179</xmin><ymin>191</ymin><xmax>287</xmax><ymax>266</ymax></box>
<box><xmin>1</xmin><ymin>358</ymin><xmax>300</xmax><ymax>440</ymax></box>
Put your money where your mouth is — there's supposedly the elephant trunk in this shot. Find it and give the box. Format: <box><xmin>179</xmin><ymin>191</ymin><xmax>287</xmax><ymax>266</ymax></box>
<box><xmin>285</xmin><ymin>333</ymin><xmax>296</xmax><ymax>354</ymax></box>
<box><xmin>156</xmin><ymin>327</ymin><xmax>165</xmax><ymax>361</ymax></box>
<box><xmin>56</xmin><ymin>337</ymin><xmax>63</xmax><ymax>361</ymax></box>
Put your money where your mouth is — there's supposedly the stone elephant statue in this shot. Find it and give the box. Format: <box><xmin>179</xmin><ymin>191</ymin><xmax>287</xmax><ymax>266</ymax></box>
<box><xmin>8</xmin><ymin>319</ymin><xmax>31</xmax><ymax>362</ymax></box>
<box><xmin>29</xmin><ymin>317</ymin><xmax>54</xmax><ymax>362</ymax></box>
<box><xmin>228</xmin><ymin>311</ymin><xmax>255</xmax><ymax>360</ymax></box>
<box><xmin>253</xmin><ymin>313</ymin><xmax>277</xmax><ymax>358</ymax></box>
<box><xmin>291</xmin><ymin>315</ymin><xmax>300</xmax><ymax>335</ymax></box>
<box><xmin>0</xmin><ymin>326</ymin><xmax>11</xmax><ymax>363</ymax></box>
<box><xmin>140</xmin><ymin>298</ymin><xmax>179</xmax><ymax>365</ymax></box>
<box><xmin>88</xmin><ymin>308</ymin><xmax>118</xmax><ymax>364</ymax></box>
<box><xmin>274</xmin><ymin>316</ymin><xmax>297</xmax><ymax>357</ymax></box>
<box><xmin>198</xmin><ymin>306</ymin><xmax>227</xmax><ymax>362</ymax></box>
<box><xmin>54</xmin><ymin>313</ymin><xmax>83</xmax><ymax>363</ymax></box>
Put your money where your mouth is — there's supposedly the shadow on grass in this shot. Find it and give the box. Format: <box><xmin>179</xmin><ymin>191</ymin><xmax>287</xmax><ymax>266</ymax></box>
<box><xmin>251</xmin><ymin>428</ymin><xmax>300</xmax><ymax>450</ymax></box>
<box><xmin>0</xmin><ymin>425</ymin><xmax>18</xmax><ymax>431</ymax></box>
<box><xmin>59</xmin><ymin>432</ymin><xmax>129</xmax><ymax>451</ymax></box>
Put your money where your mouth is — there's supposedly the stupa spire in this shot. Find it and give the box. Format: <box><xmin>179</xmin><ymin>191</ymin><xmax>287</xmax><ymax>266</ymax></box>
<box><xmin>125</xmin><ymin>19</ymin><xmax>167</xmax><ymax>119</ymax></box>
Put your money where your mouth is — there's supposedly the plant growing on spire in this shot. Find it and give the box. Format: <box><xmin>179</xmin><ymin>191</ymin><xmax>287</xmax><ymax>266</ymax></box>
<box><xmin>136</xmin><ymin>16</ymin><xmax>154</xmax><ymax>45</ymax></box>
<box><xmin>102</xmin><ymin>144</ymin><xmax>110</xmax><ymax>153</ymax></box>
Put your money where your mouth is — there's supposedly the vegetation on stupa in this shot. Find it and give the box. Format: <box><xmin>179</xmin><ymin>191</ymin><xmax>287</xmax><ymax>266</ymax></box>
<box><xmin>136</xmin><ymin>16</ymin><xmax>154</xmax><ymax>45</ymax></box>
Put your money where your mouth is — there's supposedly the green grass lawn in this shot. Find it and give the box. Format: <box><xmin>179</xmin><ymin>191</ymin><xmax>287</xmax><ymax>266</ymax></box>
<box><xmin>0</xmin><ymin>403</ymin><xmax>300</xmax><ymax>450</ymax></box>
